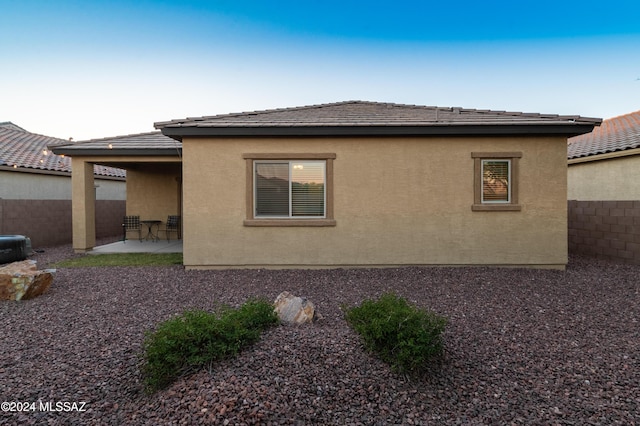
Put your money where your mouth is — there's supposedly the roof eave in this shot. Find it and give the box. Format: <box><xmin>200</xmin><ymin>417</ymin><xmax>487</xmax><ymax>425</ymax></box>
<box><xmin>50</xmin><ymin>148</ymin><xmax>182</xmax><ymax>156</ymax></box>
<box><xmin>568</xmin><ymin>146</ymin><xmax>640</xmax><ymax>164</ymax></box>
<box><xmin>160</xmin><ymin>123</ymin><xmax>598</xmax><ymax>138</ymax></box>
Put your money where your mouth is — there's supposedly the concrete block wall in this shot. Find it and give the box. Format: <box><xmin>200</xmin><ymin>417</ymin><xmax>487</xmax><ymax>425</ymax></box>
<box><xmin>0</xmin><ymin>199</ymin><xmax>125</xmax><ymax>247</ymax></box>
<box><xmin>568</xmin><ymin>200</ymin><xmax>640</xmax><ymax>264</ymax></box>
<box><xmin>95</xmin><ymin>200</ymin><xmax>127</xmax><ymax>241</ymax></box>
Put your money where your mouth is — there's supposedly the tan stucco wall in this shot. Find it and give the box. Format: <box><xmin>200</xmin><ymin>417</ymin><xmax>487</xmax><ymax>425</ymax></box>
<box><xmin>568</xmin><ymin>155</ymin><xmax>640</xmax><ymax>201</ymax></box>
<box><xmin>126</xmin><ymin>163</ymin><xmax>181</xmax><ymax>221</ymax></box>
<box><xmin>182</xmin><ymin>135</ymin><xmax>568</xmax><ymax>268</ymax></box>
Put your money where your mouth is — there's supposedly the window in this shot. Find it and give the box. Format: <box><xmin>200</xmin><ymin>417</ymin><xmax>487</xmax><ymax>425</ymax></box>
<box><xmin>472</xmin><ymin>152</ymin><xmax>521</xmax><ymax>211</ymax></box>
<box><xmin>243</xmin><ymin>153</ymin><xmax>336</xmax><ymax>226</ymax></box>
<box><xmin>482</xmin><ymin>160</ymin><xmax>510</xmax><ymax>203</ymax></box>
<box><xmin>255</xmin><ymin>161</ymin><xmax>325</xmax><ymax>217</ymax></box>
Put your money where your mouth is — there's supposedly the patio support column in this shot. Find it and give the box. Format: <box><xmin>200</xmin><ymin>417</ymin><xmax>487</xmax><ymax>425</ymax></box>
<box><xmin>72</xmin><ymin>158</ymin><xmax>96</xmax><ymax>252</ymax></box>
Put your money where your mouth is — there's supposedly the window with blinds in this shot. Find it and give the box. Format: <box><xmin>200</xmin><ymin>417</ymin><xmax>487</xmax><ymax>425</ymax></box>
<box><xmin>471</xmin><ymin>152</ymin><xmax>520</xmax><ymax>212</ymax></box>
<box><xmin>481</xmin><ymin>160</ymin><xmax>510</xmax><ymax>203</ymax></box>
<box><xmin>255</xmin><ymin>160</ymin><xmax>326</xmax><ymax>218</ymax></box>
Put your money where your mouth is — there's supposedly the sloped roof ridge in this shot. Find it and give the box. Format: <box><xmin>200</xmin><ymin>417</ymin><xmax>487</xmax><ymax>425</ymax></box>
<box><xmin>603</xmin><ymin>109</ymin><xmax>640</xmax><ymax>121</ymax></box>
<box><xmin>158</xmin><ymin>100</ymin><xmax>372</xmax><ymax>125</ymax></box>
<box><xmin>568</xmin><ymin>109</ymin><xmax>640</xmax><ymax>159</ymax></box>
<box><xmin>79</xmin><ymin>130</ymin><xmax>162</xmax><ymax>142</ymax></box>
<box><xmin>50</xmin><ymin>130</ymin><xmax>163</xmax><ymax>146</ymax></box>
<box><xmin>155</xmin><ymin>100</ymin><xmax>599</xmax><ymax>128</ymax></box>
<box><xmin>0</xmin><ymin>126</ymin><xmax>69</xmax><ymax>144</ymax></box>
<box><xmin>0</xmin><ymin>121</ymin><xmax>27</xmax><ymax>132</ymax></box>
<box><xmin>0</xmin><ymin>126</ymin><xmax>126</xmax><ymax>178</ymax></box>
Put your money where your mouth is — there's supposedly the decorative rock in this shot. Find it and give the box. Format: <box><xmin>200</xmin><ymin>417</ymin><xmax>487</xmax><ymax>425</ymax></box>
<box><xmin>0</xmin><ymin>260</ymin><xmax>55</xmax><ymax>301</ymax></box>
<box><xmin>273</xmin><ymin>291</ymin><xmax>320</xmax><ymax>324</ymax></box>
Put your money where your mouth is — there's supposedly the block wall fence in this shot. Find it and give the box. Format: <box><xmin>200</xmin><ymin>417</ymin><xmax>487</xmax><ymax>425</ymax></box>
<box><xmin>7</xmin><ymin>198</ymin><xmax>639</xmax><ymax>262</ymax></box>
<box><xmin>0</xmin><ymin>199</ymin><xmax>125</xmax><ymax>248</ymax></box>
<box><xmin>568</xmin><ymin>200</ymin><xmax>640</xmax><ymax>265</ymax></box>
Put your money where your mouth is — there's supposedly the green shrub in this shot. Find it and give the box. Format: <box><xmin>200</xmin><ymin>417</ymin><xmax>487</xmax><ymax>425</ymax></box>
<box><xmin>141</xmin><ymin>298</ymin><xmax>278</xmax><ymax>393</ymax></box>
<box><xmin>344</xmin><ymin>293</ymin><xmax>447</xmax><ymax>375</ymax></box>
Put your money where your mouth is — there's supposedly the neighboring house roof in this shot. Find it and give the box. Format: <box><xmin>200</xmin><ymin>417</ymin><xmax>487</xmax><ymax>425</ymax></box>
<box><xmin>0</xmin><ymin>122</ymin><xmax>27</xmax><ymax>132</ymax></box>
<box><xmin>568</xmin><ymin>110</ymin><xmax>640</xmax><ymax>159</ymax></box>
<box><xmin>0</xmin><ymin>127</ymin><xmax>126</xmax><ymax>178</ymax></box>
<box><xmin>50</xmin><ymin>131</ymin><xmax>181</xmax><ymax>157</ymax></box>
<box><xmin>155</xmin><ymin>100</ymin><xmax>602</xmax><ymax>140</ymax></box>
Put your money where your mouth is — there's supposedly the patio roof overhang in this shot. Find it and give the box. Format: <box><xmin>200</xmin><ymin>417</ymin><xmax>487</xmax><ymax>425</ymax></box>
<box><xmin>48</xmin><ymin>131</ymin><xmax>182</xmax><ymax>158</ymax></box>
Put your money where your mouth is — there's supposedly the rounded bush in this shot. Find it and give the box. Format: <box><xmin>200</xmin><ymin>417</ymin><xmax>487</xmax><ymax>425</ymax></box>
<box><xmin>344</xmin><ymin>293</ymin><xmax>447</xmax><ymax>375</ymax></box>
<box><xmin>141</xmin><ymin>298</ymin><xmax>278</xmax><ymax>393</ymax></box>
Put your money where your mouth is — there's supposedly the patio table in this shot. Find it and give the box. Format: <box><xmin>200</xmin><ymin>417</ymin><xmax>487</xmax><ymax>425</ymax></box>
<box><xmin>141</xmin><ymin>220</ymin><xmax>161</xmax><ymax>242</ymax></box>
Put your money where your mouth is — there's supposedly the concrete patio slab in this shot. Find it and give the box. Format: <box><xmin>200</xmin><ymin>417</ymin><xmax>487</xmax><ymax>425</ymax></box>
<box><xmin>89</xmin><ymin>240</ymin><xmax>183</xmax><ymax>254</ymax></box>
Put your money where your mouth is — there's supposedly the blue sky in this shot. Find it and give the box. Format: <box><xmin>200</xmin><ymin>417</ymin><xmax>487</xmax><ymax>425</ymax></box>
<box><xmin>1</xmin><ymin>0</ymin><xmax>639</xmax><ymax>140</ymax></box>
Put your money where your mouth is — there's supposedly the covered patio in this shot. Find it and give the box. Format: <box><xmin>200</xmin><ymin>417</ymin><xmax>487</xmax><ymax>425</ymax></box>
<box><xmin>50</xmin><ymin>132</ymin><xmax>183</xmax><ymax>253</ymax></box>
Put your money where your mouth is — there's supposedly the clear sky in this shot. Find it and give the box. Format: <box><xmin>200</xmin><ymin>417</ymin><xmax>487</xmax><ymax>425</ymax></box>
<box><xmin>1</xmin><ymin>0</ymin><xmax>639</xmax><ymax>140</ymax></box>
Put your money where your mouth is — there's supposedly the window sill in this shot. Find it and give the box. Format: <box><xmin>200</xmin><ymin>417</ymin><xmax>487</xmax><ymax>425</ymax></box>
<box><xmin>244</xmin><ymin>219</ymin><xmax>337</xmax><ymax>227</ymax></box>
<box><xmin>472</xmin><ymin>204</ymin><xmax>522</xmax><ymax>212</ymax></box>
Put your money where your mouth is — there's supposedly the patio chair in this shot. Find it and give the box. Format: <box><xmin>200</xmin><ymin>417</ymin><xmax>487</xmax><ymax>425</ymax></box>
<box><xmin>161</xmin><ymin>215</ymin><xmax>181</xmax><ymax>241</ymax></box>
<box><xmin>122</xmin><ymin>215</ymin><xmax>142</xmax><ymax>242</ymax></box>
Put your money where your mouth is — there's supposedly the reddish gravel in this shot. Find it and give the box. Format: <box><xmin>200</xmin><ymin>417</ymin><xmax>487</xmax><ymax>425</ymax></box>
<box><xmin>1</xmin><ymin>243</ymin><xmax>639</xmax><ymax>425</ymax></box>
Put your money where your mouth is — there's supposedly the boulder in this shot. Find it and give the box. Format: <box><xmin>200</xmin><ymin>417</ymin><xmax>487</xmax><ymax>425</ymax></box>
<box><xmin>0</xmin><ymin>260</ymin><xmax>55</xmax><ymax>301</ymax></box>
<box><xmin>273</xmin><ymin>291</ymin><xmax>320</xmax><ymax>324</ymax></box>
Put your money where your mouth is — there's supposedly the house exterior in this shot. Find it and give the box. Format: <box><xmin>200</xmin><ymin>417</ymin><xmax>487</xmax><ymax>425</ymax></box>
<box><xmin>567</xmin><ymin>110</ymin><xmax>640</xmax><ymax>264</ymax></box>
<box><xmin>0</xmin><ymin>123</ymin><xmax>126</xmax><ymax>246</ymax></box>
<box><xmin>49</xmin><ymin>131</ymin><xmax>182</xmax><ymax>249</ymax></box>
<box><xmin>52</xmin><ymin>101</ymin><xmax>600</xmax><ymax>269</ymax></box>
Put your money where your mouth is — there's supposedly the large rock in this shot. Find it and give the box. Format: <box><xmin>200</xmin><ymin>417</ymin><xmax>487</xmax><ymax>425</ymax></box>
<box><xmin>0</xmin><ymin>260</ymin><xmax>55</xmax><ymax>301</ymax></box>
<box><xmin>273</xmin><ymin>291</ymin><xmax>320</xmax><ymax>324</ymax></box>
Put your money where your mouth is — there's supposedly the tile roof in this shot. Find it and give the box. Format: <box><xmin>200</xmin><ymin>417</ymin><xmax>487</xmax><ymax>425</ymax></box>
<box><xmin>156</xmin><ymin>100</ymin><xmax>601</xmax><ymax>139</ymax></box>
<box><xmin>568</xmin><ymin>110</ymin><xmax>640</xmax><ymax>159</ymax></box>
<box><xmin>50</xmin><ymin>131</ymin><xmax>181</xmax><ymax>157</ymax></box>
<box><xmin>0</xmin><ymin>122</ymin><xmax>27</xmax><ymax>132</ymax></box>
<box><xmin>0</xmin><ymin>127</ymin><xmax>126</xmax><ymax>178</ymax></box>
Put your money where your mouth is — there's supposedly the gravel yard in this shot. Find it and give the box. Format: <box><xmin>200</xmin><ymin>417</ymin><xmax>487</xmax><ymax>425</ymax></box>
<box><xmin>1</xmin><ymin>243</ymin><xmax>639</xmax><ymax>425</ymax></box>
